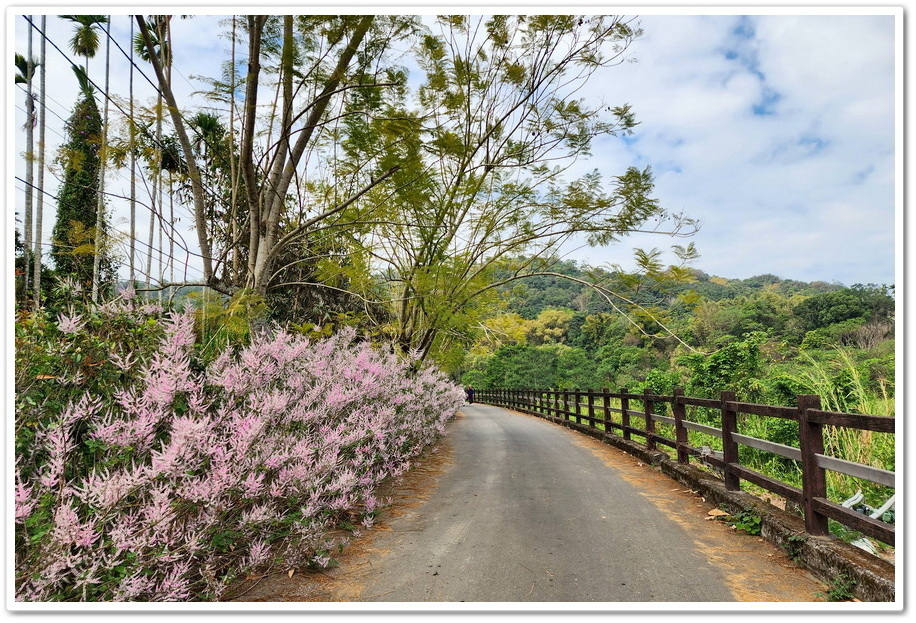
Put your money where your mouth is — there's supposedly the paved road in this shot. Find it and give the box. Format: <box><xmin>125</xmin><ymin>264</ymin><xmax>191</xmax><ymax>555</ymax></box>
<box><xmin>352</xmin><ymin>403</ymin><xmax>736</xmax><ymax>601</ymax></box>
<box><xmin>231</xmin><ymin>404</ymin><xmax>826</xmax><ymax>603</ymax></box>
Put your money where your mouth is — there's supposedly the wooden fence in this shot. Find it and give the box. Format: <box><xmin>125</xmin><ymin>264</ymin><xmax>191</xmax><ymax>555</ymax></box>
<box><xmin>475</xmin><ymin>387</ymin><xmax>895</xmax><ymax>546</ymax></box>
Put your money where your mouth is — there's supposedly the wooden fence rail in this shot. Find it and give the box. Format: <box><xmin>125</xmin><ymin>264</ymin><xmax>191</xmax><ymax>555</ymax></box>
<box><xmin>475</xmin><ymin>387</ymin><xmax>896</xmax><ymax>547</ymax></box>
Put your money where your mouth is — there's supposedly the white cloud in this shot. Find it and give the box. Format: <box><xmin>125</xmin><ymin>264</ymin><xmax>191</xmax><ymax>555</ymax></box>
<box><xmin>12</xmin><ymin>12</ymin><xmax>897</xmax><ymax>289</ymax></box>
<box><xmin>568</xmin><ymin>12</ymin><xmax>896</xmax><ymax>286</ymax></box>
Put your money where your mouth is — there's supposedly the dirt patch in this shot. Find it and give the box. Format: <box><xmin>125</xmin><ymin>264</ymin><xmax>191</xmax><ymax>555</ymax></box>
<box><xmin>223</xmin><ymin>417</ymin><xmax>459</xmax><ymax>602</ymax></box>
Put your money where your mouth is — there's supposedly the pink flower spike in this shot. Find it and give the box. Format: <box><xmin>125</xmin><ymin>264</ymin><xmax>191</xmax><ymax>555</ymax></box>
<box><xmin>56</xmin><ymin>309</ymin><xmax>85</xmax><ymax>334</ymax></box>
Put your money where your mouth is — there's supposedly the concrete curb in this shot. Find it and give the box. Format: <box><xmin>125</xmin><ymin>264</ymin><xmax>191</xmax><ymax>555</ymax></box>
<box><xmin>519</xmin><ymin>410</ymin><xmax>896</xmax><ymax>602</ymax></box>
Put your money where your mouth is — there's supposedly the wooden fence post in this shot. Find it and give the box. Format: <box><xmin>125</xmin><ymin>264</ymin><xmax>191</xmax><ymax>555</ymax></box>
<box><xmin>587</xmin><ymin>389</ymin><xmax>595</xmax><ymax>428</ymax></box>
<box><xmin>602</xmin><ymin>388</ymin><xmax>611</xmax><ymax>434</ymax></box>
<box><xmin>672</xmin><ymin>388</ymin><xmax>689</xmax><ymax>464</ymax></box>
<box><xmin>621</xmin><ymin>388</ymin><xmax>631</xmax><ymax>441</ymax></box>
<box><xmin>720</xmin><ymin>390</ymin><xmax>739</xmax><ymax>491</ymax></box>
<box><xmin>644</xmin><ymin>388</ymin><xmax>656</xmax><ymax>450</ymax></box>
<box><xmin>573</xmin><ymin>388</ymin><xmax>581</xmax><ymax>424</ymax></box>
<box><xmin>798</xmin><ymin>394</ymin><xmax>829</xmax><ymax>536</ymax></box>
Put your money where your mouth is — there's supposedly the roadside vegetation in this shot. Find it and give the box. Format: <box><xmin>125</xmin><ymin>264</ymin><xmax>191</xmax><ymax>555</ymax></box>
<box><xmin>14</xmin><ymin>14</ymin><xmax>894</xmax><ymax>600</ymax></box>
<box><xmin>460</xmin><ymin>259</ymin><xmax>895</xmax><ymax>548</ymax></box>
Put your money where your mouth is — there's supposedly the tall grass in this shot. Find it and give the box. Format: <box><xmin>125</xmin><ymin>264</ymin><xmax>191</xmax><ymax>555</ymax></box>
<box><xmin>786</xmin><ymin>348</ymin><xmax>895</xmax><ymax>510</ymax></box>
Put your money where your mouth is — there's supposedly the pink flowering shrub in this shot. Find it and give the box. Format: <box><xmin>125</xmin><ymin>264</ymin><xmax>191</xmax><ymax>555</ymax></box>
<box><xmin>15</xmin><ymin>294</ymin><xmax>465</xmax><ymax>601</ymax></box>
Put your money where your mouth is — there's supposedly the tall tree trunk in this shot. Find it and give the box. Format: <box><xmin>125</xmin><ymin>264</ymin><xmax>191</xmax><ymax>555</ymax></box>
<box><xmin>249</xmin><ymin>15</ymin><xmax>375</xmax><ymax>293</ymax></box>
<box><xmin>137</xmin><ymin>15</ymin><xmax>215</xmax><ymax>287</ymax></box>
<box><xmin>32</xmin><ymin>15</ymin><xmax>47</xmax><ymax>310</ymax></box>
<box><xmin>169</xmin><ymin>176</ymin><xmax>174</xmax><ymax>284</ymax></box>
<box><xmin>129</xmin><ymin>16</ymin><xmax>136</xmax><ymax>283</ymax></box>
<box><xmin>22</xmin><ymin>15</ymin><xmax>35</xmax><ymax>300</ymax></box>
<box><xmin>91</xmin><ymin>15</ymin><xmax>111</xmax><ymax>303</ymax></box>
<box><xmin>23</xmin><ymin>16</ymin><xmax>34</xmax><ymax>301</ymax></box>
<box><xmin>22</xmin><ymin>15</ymin><xmax>35</xmax><ymax>299</ymax></box>
<box><xmin>158</xmin><ymin>172</ymin><xmax>164</xmax><ymax>303</ymax></box>
<box><xmin>146</xmin><ymin>118</ymin><xmax>158</xmax><ymax>286</ymax></box>
<box><xmin>229</xmin><ymin>16</ymin><xmax>239</xmax><ymax>282</ymax></box>
<box><xmin>240</xmin><ymin>16</ymin><xmax>266</xmax><ymax>287</ymax></box>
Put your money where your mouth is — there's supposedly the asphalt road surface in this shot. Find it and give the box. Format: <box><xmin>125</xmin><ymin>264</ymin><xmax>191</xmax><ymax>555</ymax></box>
<box><xmin>231</xmin><ymin>404</ymin><xmax>827</xmax><ymax>603</ymax></box>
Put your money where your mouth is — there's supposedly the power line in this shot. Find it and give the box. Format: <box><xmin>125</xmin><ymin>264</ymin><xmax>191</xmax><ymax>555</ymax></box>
<box><xmin>103</xmin><ymin>15</ymin><xmax>165</xmax><ymax>95</ymax></box>
<box><xmin>22</xmin><ymin>15</ymin><xmax>236</xmax><ymax>212</ymax></box>
<box><xmin>15</xmin><ymin>182</ymin><xmax>208</xmax><ymax>285</ymax></box>
<box><xmin>16</xmin><ymin>83</ymin><xmax>74</xmax><ymax>129</ymax></box>
<box><xmin>102</xmin><ymin>15</ymin><xmax>244</xmax><ymax>191</ymax></box>
<box><xmin>16</xmin><ymin>175</ymin><xmax>199</xmax><ymax>261</ymax></box>
<box><xmin>18</xmin><ymin>15</ymin><xmax>262</xmax><ymax>291</ymax></box>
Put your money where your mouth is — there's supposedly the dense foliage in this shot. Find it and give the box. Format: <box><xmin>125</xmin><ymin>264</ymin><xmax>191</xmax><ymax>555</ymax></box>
<box><xmin>460</xmin><ymin>260</ymin><xmax>896</xmax><ymax>532</ymax></box>
<box><xmin>461</xmin><ymin>260</ymin><xmax>894</xmax><ymax>409</ymax></box>
<box><xmin>15</xmin><ymin>291</ymin><xmax>464</xmax><ymax>601</ymax></box>
<box><xmin>50</xmin><ymin>85</ymin><xmax>114</xmax><ymax>294</ymax></box>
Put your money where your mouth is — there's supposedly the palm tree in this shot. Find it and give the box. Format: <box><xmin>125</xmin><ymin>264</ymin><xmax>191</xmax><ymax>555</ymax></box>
<box><xmin>15</xmin><ymin>23</ymin><xmax>39</xmax><ymax>304</ymax></box>
<box><xmin>51</xmin><ymin>66</ymin><xmax>104</xmax><ymax>290</ymax></box>
<box><xmin>134</xmin><ymin>16</ymin><xmax>172</xmax><ymax>294</ymax></box>
<box><xmin>60</xmin><ymin>15</ymin><xmax>111</xmax><ymax>301</ymax></box>
<box><xmin>90</xmin><ymin>15</ymin><xmax>112</xmax><ymax>303</ymax></box>
<box><xmin>33</xmin><ymin>15</ymin><xmax>48</xmax><ymax>310</ymax></box>
<box><xmin>59</xmin><ymin>15</ymin><xmax>107</xmax><ymax>72</ymax></box>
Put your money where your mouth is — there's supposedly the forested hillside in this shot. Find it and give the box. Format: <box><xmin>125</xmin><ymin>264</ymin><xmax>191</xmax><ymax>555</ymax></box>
<box><xmin>461</xmin><ymin>258</ymin><xmax>895</xmax><ymax>417</ymax></box>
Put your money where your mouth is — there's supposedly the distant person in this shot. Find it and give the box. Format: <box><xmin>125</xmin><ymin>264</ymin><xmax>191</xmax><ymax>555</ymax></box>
<box><xmin>465</xmin><ymin>385</ymin><xmax>475</xmax><ymax>404</ymax></box>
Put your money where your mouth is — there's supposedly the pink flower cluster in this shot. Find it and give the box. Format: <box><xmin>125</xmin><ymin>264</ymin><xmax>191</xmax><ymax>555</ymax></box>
<box><xmin>15</xmin><ymin>298</ymin><xmax>465</xmax><ymax>602</ymax></box>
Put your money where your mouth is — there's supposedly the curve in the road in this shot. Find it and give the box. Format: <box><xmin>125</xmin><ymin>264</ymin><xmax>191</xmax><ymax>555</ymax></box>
<box><xmin>231</xmin><ymin>403</ymin><xmax>827</xmax><ymax>603</ymax></box>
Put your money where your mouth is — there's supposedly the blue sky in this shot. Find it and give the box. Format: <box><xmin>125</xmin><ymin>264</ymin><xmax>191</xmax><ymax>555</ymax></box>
<box><xmin>563</xmin><ymin>11</ymin><xmax>898</xmax><ymax>287</ymax></box>
<box><xmin>10</xmin><ymin>7</ymin><xmax>900</xmax><ymax>289</ymax></box>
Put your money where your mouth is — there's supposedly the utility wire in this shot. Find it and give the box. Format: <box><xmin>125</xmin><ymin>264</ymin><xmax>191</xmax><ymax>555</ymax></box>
<box><xmin>16</xmin><ymin>175</ymin><xmax>200</xmax><ymax>262</ymax></box>
<box><xmin>23</xmin><ymin>15</ymin><xmax>237</xmax><ymax>213</ymax></box>
<box><xmin>16</xmin><ymin>181</ymin><xmax>208</xmax><ymax>285</ymax></box>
